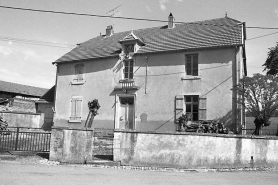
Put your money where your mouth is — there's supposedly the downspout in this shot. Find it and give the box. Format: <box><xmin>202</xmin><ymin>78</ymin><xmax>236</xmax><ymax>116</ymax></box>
<box><xmin>242</xmin><ymin>22</ymin><xmax>247</xmax><ymax>135</ymax></box>
<box><xmin>145</xmin><ymin>56</ymin><xmax>148</xmax><ymax>94</ymax></box>
<box><xmin>232</xmin><ymin>47</ymin><xmax>238</xmax><ymax>134</ymax></box>
<box><xmin>52</xmin><ymin>63</ymin><xmax>58</xmax><ymax>127</ymax></box>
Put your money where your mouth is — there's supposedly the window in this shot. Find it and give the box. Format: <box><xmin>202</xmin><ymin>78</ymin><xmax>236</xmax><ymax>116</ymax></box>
<box><xmin>73</xmin><ymin>64</ymin><xmax>84</xmax><ymax>83</ymax></box>
<box><xmin>69</xmin><ymin>97</ymin><xmax>83</xmax><ymax>122</ymax></box>
<box><xmin>123</xmin><ymin>60</ymin><xmax>134</xmax><ymax>80</ymax></box>
<box><xmin>185</xmin><ymin>95</ymin><xmax>199</xmax><ymax>121</ymax></box>
<box><xmin>184</xmin><ymin>95</ymin><xmax>207</xmax><ymax>121</ymax></box>
<box><xmin>124</xmin><ymin>44</ymin><xmax>134</xmax><ymax>54</ymax></box>
<box><xmin>186</xmin><ymin>54</ymin><xmax>198</xmax><ymax>76</ymax></box>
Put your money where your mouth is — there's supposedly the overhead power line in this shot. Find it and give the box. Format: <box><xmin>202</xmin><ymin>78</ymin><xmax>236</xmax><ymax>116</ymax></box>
<box><xmin>0</xmin><ymin>35</ymin><xmax>75</xmax><ymax>48</ymax></box>
<box><xmin>246</xmin><ymin>31</ymin><xmax>278</xmax><ymax>41</ymax></box>
<box><xmin>1</xmin><ymin>5</ymin><xmax>278</xmax><ymax>29</ymax></box>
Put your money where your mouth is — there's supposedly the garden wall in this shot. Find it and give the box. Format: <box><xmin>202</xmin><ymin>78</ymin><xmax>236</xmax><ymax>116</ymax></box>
<box><xmin>114</xmin><ymin>130</ymin><xmax>278</xmax><ymax>168</ymax></box>
<box><xmin>49</xmin><ymin>128</ymin><xmax>94</xmax><ymax>163</ymax></box>
<box><xmin>0</xmin><ymin>111</ymin><xmax>44</xmax><ymax>128</ymax></box>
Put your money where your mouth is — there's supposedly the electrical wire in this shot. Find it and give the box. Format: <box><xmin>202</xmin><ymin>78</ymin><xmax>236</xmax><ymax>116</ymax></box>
<box><xmin>200</xmin><ymin>76</ymin><xmax>232</xmax><ymax>97</ymax></box>
<box><xmin>0</xmin><ymin>5</ymin><xmax>247</xmax><ymax>29</ymax></box>
<box><xmin>0</xmin><ymin>5</ymin><xmax>278</xmax><ymax>30</ymax></box>
<box><xmin>246</xmin><ymin>31</ymin><xmax>278</xmax><ymax>41</ymax></box>
<box><xmin>0</xmin><ymin>35</ymin><xmax>76</xmax><ymax>48</ymax></box>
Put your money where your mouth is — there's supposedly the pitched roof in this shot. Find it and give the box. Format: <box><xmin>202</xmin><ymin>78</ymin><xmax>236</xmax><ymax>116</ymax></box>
<box><xmin>0</xmin><ymin>80</ymin><xmax>48</xmax><ymax>98</ymax></box>
<box><xmin>54</xmin><ymin>17</ymin><xmax>243</xmax><ymax>64</ymax></box>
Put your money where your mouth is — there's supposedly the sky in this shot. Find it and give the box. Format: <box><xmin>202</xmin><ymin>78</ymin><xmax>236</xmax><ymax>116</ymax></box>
<box><xmin>0</xmin><ymin>0</ymin><xmax>277</xmax><ymax>89</ymax></box>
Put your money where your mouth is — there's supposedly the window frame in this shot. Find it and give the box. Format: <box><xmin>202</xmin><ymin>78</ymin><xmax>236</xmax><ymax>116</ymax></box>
<box><xmin>184</xmin><ymin>95</ymin><xmax>199</xmax><ymax>121</ymax></box>
<box><xmin>124</xmin><ymin>44</ymin><xmax>135</xmax><ymax>54</ymax></box>
<box><xmin>72</xmin><ymin>64</ymin><xmax>85</xmax><ymax>85</ymax></box>
<box><xmin>69</xmin><ymin>96</ymin><xmax>83</xmax><ymax>123</ymax></box>
<box><xmin>185</xmin><ymin>54</ymin><xmax>198</xmax><ymax>76</ymax></box>
<box><xmin>123</xmin><ymin>59</ymin><xmax>134</xmax><ymax>80</ymax></box>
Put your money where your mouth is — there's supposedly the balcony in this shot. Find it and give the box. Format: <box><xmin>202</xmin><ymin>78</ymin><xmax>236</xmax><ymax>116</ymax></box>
<box><xmin>114</xmin><ymin>79</ymin><xmax>139</xmax><ymax>91</ymax></box>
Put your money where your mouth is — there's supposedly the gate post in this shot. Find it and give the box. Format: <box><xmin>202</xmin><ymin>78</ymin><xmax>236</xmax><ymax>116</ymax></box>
<box><xmin>14</xmin><ymin>127</ymin><xmax>20</xmax><ymax>151</ymax></box>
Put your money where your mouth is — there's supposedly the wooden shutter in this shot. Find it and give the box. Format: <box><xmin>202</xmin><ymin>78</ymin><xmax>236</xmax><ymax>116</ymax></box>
<box><xmin>199</xmin><ymin>97</ymin><xmax>207</xmax><ymax>120</ymax></box>
<box><xmin>70</xmin><ymin>99</ymin><xmax>77</xmax><ymax>120</ymax></box>
<box><xmin>174</xmin><ymin>95</ymin><xmax>184</xmax><ymax>124</ymax></box>
<box><xmin>76</xmin><ymin>99</ymin><xmax>82</xmax><ymax>120</ymax></box>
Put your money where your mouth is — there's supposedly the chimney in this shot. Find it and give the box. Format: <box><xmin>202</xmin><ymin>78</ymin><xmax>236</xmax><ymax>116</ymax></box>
<box><xmin>168</xmin><ymin>13</ymin><xmax>175</xmax><ymax>28</ymax></box>
<box><xmin>106</xmin><ymin>25</ymin><xmax>114</xmax><ymax>37</ymax></box>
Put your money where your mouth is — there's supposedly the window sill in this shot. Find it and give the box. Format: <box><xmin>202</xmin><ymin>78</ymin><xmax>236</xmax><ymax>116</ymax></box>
<box><xmin>181</xmin><ymin>76</ymin><xmax>201</xmax><ymax>80</ymax></box>
<box><xmin>71</xmin><ymin>81</ymin><xmax>85</xmax><ymax>85</ymax></box>
<box><xmin>68</xmin><ymin>119</ymin><xmax>81</xmax><ymax>123</ymax></box>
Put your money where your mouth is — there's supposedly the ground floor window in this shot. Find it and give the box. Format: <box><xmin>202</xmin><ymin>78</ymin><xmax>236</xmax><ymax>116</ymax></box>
<box><xmin>185</xmin><ymin>95</ymin><xmax>199</xmax><ymax>121</ymax></box>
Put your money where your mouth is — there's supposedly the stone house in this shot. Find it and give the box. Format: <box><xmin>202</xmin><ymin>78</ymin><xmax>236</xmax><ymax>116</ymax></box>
<box><xmin>52</xmin><ymin>14</ymin><xmax>247</xmax><ymax>132</ymax></box>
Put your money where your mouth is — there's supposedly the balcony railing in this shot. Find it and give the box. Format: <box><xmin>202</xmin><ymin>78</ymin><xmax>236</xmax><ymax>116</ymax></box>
<box><xmin>114</xmin><ymin>79</ymin><xmax>139</xmax><ymax>90</ymax></box>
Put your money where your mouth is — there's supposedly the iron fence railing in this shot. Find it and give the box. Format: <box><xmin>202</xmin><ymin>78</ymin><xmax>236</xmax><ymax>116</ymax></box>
<box><xmin>0</xmin><ymin>127</ymin><xmax>51</xmax><ymax>152</ymax></box>
<box><xmin>242</xmin><ymin>128</ymin><xmax>277</xmax><ymax>136</ymax></box>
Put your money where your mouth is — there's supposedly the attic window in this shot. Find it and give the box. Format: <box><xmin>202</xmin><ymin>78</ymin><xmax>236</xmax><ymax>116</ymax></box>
<box><xmin>124</xmin><ymin>44</ymin><xmax>134</xmax><ymax>54</ymax></box>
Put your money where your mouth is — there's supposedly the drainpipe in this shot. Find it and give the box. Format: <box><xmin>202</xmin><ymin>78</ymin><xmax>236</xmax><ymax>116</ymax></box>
<box><xmin>145</xmin><ymin>56</ymin><xmax>148</xmax><ymax>94</ymax></box>
<box><xmin>232</xmin><ymin>47</ymin><xmax>238</xmax><ymax>134</ymax></box>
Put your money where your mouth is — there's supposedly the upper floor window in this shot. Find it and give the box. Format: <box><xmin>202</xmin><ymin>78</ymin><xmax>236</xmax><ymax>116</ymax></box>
<box><xmin>186</xmin><ymin>54</ymin><xmax>198</xmax><ymax>76</ymax></box>
<box><xmin>124</xmin><ymin>44</ymin><xmax>134</xmax><ymax>54</ymax></box>
<box><xmin>73</xmin><ymin>64</ymin><xmax>84</xmax><ymax>84</ymax></box>
<box><xmin>123</xmin><ymin>60</ymin><xmax>134</xmax><ymax>80</ymax></box>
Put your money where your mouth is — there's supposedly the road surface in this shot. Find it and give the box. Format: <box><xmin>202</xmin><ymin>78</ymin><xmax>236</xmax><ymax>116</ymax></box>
<box><xmin>1</xmin><ymin>161</ymin><xmax>278</xmax><ymax>185</ymax></box>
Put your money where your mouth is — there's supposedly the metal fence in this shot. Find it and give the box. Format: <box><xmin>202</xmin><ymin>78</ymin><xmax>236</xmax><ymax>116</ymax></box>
<box><xmin>0</xmin><ymin>127</ymin><xmax>51</xmax><ymax>152</ymax></box>
<box><xmin>242</xmin><ymin>129</ymin><xmax>277</xmax><ymax>136</ymax></box>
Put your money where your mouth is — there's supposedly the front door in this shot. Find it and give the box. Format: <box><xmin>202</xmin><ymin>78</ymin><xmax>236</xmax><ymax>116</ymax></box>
<box><xmin>118</xmin><ymin>97</ymin><xmax>134</xmax><ymax>129</ymax></box>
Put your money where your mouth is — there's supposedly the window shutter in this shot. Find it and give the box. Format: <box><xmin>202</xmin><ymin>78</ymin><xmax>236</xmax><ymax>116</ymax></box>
<box><xmin>76</xmin><ymin>99</ymin><xmax>82</xmax><ymax>120</ymax></box>
<box><xmin>174</xmin><ymin>95</ymin><xmax>184</xmax><ymax>124</ymax></box>
<box><xmin>199</xmin><ymin>97</ymin><xmax>207</xmax><ymax>120</ymax></box>
<box><xmin>70</xmin><ymin>99</ymin><xmax>76</xmax><ymax>120</ymax></box>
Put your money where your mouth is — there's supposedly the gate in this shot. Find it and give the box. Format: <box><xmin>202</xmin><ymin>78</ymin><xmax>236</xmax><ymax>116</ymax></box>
<box><xmin>92</xmin><ymin>128</ymin><xmax>114</xmax><ymax>160</ymax></box>
<box><xmin>0</xmin><ymin>127</ymin><xmax>51</xmax><ymax>152</ymax></box>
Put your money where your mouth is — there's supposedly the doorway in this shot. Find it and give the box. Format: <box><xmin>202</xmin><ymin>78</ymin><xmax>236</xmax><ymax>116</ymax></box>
<box><xmin>117</xmin><ymin>96</ymin><xmax>135</xmax><ymax>129</ymax></box>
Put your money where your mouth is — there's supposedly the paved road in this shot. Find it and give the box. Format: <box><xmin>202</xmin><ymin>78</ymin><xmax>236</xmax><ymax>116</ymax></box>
<box><xmin>1</xmin><ymin>161</ymin><xmax>278</xmax><ymax>185</ymax></box>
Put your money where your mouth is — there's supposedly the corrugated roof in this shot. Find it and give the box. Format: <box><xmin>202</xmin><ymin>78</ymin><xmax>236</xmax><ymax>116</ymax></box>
<box><xmin>54</xmin><ymin>17</ymin><xmax>243</xmax><ymax>64</ymax></box>
<box><xmin>0</xmin><ymin>80</ymin><xmax>48</xmax><ymax>97</ymax></box>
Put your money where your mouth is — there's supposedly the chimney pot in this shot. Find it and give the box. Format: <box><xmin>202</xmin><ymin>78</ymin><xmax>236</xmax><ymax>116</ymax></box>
<box><xmin>106</xmin><ymin>25</ymin><xmax>114</xmax><ymax>37</ymax></box>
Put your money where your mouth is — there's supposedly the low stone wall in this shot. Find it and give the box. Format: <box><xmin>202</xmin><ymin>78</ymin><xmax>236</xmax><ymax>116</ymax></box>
<box><xmin>113</xmin><ymin>130</ymin><xmax>278</xmax><ymax>168</ymax></box>
<box><xmin>0</xmin><ymin>111</ymin><xmax>44</xmax><ymax>128</ymax></box>
<box><xmin>49</xmin><ymin>128</ymin><xmax>94</xmax><ymax>163</ymax></box>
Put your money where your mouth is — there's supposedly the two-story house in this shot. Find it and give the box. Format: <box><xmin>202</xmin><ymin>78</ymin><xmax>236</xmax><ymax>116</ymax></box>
<box><xmin>52</xmin><ymin>14</ymin><xmax>247</xmax><ymax>132</ymax></box>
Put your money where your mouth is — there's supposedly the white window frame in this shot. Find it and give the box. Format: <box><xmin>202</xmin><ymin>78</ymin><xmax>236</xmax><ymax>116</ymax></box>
<box><xmin>69</xmin><ymin>96</ymin><xmax>83</xmax><ymax>123</ymax></box>
<box><xmin>72</xmin><ymin>64</ymin><xmax>85</xmax><ymax>85</ymax></box>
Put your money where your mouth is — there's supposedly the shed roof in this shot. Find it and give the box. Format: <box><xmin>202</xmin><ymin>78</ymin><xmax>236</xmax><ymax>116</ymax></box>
<box><xmin>0</xmin><ymin>80</ymin><xmax>48</xmax><ymax>98</ymax></box>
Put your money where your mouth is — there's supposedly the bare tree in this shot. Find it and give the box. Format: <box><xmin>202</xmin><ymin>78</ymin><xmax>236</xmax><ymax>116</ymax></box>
<box><xmin>237</xmin><ymin>74</ymin><xmax>278</xmax><ymax>135</ymax></box>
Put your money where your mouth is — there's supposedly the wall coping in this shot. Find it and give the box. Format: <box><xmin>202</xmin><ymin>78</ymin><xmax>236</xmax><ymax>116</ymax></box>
<box><xmin>114</xmin><ymin>129</ymin><xmax>278</xmax><ymax>140</ymax></box>
<box><xmin>0</xmin><ymin>111</ymin><xmax>42</xmax><ymax>115</ymax></box>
